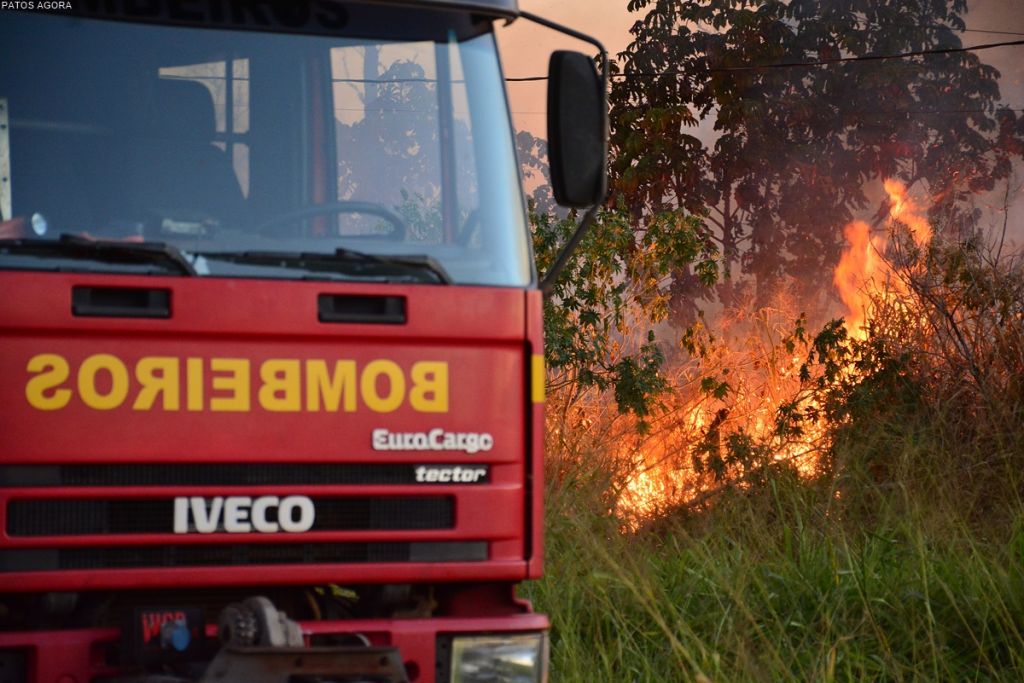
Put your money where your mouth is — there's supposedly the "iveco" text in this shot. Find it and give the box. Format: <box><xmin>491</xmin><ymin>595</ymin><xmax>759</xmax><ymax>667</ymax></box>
<box><xmin>172</xmin><ymin>495</ymin><xmax>315</xmax><ymax>534</ymax></box>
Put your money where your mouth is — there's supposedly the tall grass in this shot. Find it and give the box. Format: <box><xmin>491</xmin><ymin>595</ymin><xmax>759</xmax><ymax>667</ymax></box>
<box><xmin>526</xmin><ymin>454</ymin><xmax>1024</xmax><ymax>681</ymax></box>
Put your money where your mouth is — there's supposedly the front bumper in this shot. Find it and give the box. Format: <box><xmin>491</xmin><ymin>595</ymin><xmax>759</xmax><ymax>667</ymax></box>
<box><xmin>0</xmin><ymin>613</ymin><xmax>549</xmax><ymax>683</ymax></box>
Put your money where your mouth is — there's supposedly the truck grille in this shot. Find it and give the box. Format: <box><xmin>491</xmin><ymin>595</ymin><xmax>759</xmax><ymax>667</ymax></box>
<box><xmin>0</xmin><ymin>463</ymin><xmax>499</xmax><ymax>579</ymax></box>
<box><xmin>0</xmin><ymin>542</ymin><xmax>488</xmax><ymax>572</ymax></box>
<box><xmin>7</xmin><ymin>497</ymin><xmax>454</xmax><ymax>536</ymax></box>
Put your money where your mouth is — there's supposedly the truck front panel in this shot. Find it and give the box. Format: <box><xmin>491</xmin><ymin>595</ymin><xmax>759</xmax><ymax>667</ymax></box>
<box><xmin>0</xmin><ymin>272</ymin><xmax>537</xmax><ymax>592</ymax></box>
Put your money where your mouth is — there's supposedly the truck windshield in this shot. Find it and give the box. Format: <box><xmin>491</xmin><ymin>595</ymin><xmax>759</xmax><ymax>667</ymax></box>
<box><xmin>0</xmin><ymin>12</ymin><xmax>532</xmax><ymax>286</ymax></box>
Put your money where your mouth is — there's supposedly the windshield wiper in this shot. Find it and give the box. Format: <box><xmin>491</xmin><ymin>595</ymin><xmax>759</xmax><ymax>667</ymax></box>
<box><xmin>200</xmin><ymin>248</ymin><xmax>452</xmax><ymax>284</ymax></box>
<box><xmin>0</xmin><ymin>234</ymin><xmax>196</xmax><ymax>276</ymax></box>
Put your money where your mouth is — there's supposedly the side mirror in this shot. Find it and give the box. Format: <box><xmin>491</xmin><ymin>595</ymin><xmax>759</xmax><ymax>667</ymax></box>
<box><xmin>547</xmin><ymin>50</ymin><xmax>607</xmax><ymax>208</ymax></box>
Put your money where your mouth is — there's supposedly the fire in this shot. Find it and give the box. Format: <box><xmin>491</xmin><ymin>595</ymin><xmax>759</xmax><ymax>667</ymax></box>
<box><xmin>618</xmin><ymin>410</ymin><xmax>709</xmax><ymax>523</ymax></box>
<box><xmin>613</xmin><ymin>298</ymin><xmax>829</xmax><ymax>528</ymax></box>
<box><xmin>620</xmin><ymin>455</ymin><xmax>695</xmax><ymax>522</ymax></box>
<box><xmin>884</xmin><ymin>178</ymin><xmax>932</xmax><ymax>248</ymax></box>
<box><xmin>833</xmin><ymin>179</ymin><xmax>933</xmax><ymax>339</ymax></box>
<box><xmin>832</xmin><ymin>220</ymin><xmax>880</xmax><ymax>339</ymax></box>
<box><xmin>613</xmin><ymin>178</ymin><xmax>934</xmax><ymax>528</ymax></box>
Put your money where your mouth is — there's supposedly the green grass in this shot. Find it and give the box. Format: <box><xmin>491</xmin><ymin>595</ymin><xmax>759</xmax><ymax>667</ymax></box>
<box><xmin>524</xmin><ymin>460</ymin><xmax>1024</xmax><ymax>682</ymax></box>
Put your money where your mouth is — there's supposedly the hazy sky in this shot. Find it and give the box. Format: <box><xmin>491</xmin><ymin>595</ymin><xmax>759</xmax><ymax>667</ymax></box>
<box><xmin>497</xmin><ymin>0</ymin><xmax>634</xmax><ymax>135</ymax></box>
<box><xmin>498</xmin><ymin>0</ymin><xmax>1024</xmax><ymax>136</ymax></box>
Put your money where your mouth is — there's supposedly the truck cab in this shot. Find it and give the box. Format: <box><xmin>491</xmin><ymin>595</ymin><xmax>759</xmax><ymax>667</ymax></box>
<box><xmin>0</xmin><ymin>2</ymin><xmax>605</xmax><ymax>681</ymax></box>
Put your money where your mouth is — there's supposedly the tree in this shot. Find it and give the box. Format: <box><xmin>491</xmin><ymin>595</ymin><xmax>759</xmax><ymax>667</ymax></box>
<box><xmin>335</xmin><ymin>48</ymin><xmax>477</xmax><ymax>240</ymax></box>
<box><xmin>520</xmin><ymin>130</ymin><xmax>718</xmax><ymax>424</ymax></box>
<box><xmin>610</xmin><ymin>0</ymin><xmax>1024</xmax><ymax>321</ymax></box>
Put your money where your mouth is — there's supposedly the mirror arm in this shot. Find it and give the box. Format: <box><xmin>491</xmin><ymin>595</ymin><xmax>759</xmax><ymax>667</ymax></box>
<box><xmin>517</xmin><ymin>11</ymin><xmax>609</xmax><ymax>298</ymax></box>
<box><xmin>539</xmin><ymin>205</ymin><xmax>599</xmax><ymax>297</ymax></box>
<box><xmin>517</xmin><ymin>10</ymin><xmax>608</xmax><ymax>159</ymax></box>
<box><xmin>517</xmin><ymin>11</ymin><xmax>608</xmax><ymax>70</ymax></box>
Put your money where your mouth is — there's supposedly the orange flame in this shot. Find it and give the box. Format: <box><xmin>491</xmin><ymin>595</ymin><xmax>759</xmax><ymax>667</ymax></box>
<box><xmin>614</xmin><ymin>299</ymin><xmax>827</xmax><ymax>529</ymax></box>
<box><xmin>613</xmin><ymin>178</ymin><xmax>936</xmax><ymax>528</ymax></box>
<box><xmin>834</xmin><ymin>179</ymin><xmax>933</xmax><ymax>338</ymax></box>
<box><xmin>833</xmin><ymin>220</ymin><xmax>881</xmax><ymax>340</ymax></box>
<box><xmin>884</xmin><ymin>178</ymin><xmax>932</xmax><ymax>247</ymax></box>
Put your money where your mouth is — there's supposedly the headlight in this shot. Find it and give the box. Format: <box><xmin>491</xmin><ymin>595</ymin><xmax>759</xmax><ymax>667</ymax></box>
<box><xmin>449</xmin><ymin>632</ymin><xmax>549</xmax><ymax>683</ymax></box>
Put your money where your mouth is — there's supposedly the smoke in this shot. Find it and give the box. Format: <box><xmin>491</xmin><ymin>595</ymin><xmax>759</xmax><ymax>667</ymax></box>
<box><xmin>965</xmin><ymin>0</ymin><xmax>1024</xmax><ymax>250</ymax></box>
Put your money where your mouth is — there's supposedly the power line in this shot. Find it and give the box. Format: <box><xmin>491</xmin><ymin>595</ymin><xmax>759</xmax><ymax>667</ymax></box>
<box><xmin>708</xmin><ymin>38</ymin><xmax>1024</xmax><ymax>71</ymax></box>
<box><xmin>890</xmin><ymin>25</ymin><xmax>1024</xmax><ymax>37</ymax></box>
<box><xmin>954</xmin><ymin>28</ymin><xmax>1024</xmax><ymax>37</ymax></box>
<box><xmin>716</xmin><ymin>15</ymin><xmax>1024</xmax><ymax>38</ymax></box>
<box><xmin>326</xmin><ymin>40</ymin><xmax>1024</xmax><ymax>84</ymax></box>
<box><xmin>851</xmin><ymin>18</ymin><xmax>1024</xmax><ymax>38</ymax></box>
<box><xmin>856</xmin><ymin>107</ymin><xmax>1024</xmax><ymax>114</ymax></box>
<box><xmin>508</xmin><ymin>107</ymin><xmax>1024</xmax><ymax>117</ymax></box>
<box><xmin>504</xmin><ymin>38</ymin><xmax>1024</xmax><ymax>82</ymax></box>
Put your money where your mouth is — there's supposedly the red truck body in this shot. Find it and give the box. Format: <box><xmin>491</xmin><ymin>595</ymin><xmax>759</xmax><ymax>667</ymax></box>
<box><xmin>0</xmin><ymin>274</ymin><xmax>547</xmax><ymax>681</ymax></box>
<box><xmin>0</xmin><ymin>1</ymin><xmax>604</xmax><ymax>679</ymax></box>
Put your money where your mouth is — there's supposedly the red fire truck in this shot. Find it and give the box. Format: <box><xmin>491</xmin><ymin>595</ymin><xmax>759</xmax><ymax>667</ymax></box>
<box><xmin>0</xmin><ymin>1</ymin><xmax>606</xmax><ymax>680</ymax></box>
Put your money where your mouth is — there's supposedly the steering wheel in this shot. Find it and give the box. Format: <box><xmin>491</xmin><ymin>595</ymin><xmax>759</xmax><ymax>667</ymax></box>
<box><xmin>256</xmin><ymin>201</ymin><xmax>408</xmax><ymax>240</ymax></box>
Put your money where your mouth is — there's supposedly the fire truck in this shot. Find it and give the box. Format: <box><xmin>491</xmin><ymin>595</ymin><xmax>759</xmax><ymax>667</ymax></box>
<box><xmin>0</xmin><ymin>1</ymin><xmax>606</xmax><ymax>680</ymax></box>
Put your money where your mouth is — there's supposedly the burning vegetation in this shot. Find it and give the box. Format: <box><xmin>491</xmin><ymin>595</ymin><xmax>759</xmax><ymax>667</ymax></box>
<box><xmin>548</xmin><ymin>171</ymin><xmax>1019</xmax><ymax>528</ymax></box>
<box><xmin>542</xmin><ymin>174</ymin><xmax>1023</xmax><ymax>530</ymax></box>
<box><xmin>529</xmin><ymin>0</ymin><xmax>1024</xmax><ymax>533</ymax></box>
<box><xmin>611</xmin><ymin>179</ymin><xmax>940</xmax><ymax>523</ymax></box>
<box><xmin>536</xmin><ymin>165</ymin><xmax>1024</xmax><ymax>528</ymax></box>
